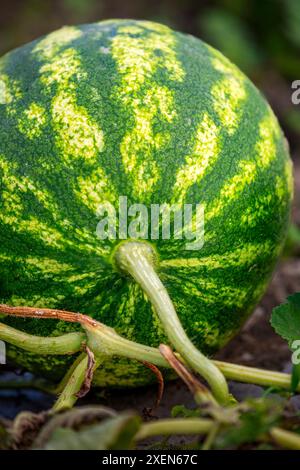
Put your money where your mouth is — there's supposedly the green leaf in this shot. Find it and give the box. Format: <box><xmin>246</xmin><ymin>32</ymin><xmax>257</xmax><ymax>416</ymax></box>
<box><xmin>171</xmin><ymin>405</ymin><xmax>202</xmax><ymax>418</ymax></box>
<box><xmin>43</xmin><ymin>413</ymin><xmax>141</xmax><ymax>450</ymax></box>
<box><xmin>215</xmin><ymin>399</ymin><xmax>282</xmax><ymax>449</ymax></box>
<box><xmin>271</xmin><ymin>293</ymin><xmax>300</xmax><ymax>348</ymax></box>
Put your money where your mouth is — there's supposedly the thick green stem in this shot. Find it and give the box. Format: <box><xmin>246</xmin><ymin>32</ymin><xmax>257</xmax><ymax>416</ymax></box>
<box><xmin>1</xmin><ymin>319</ymin><xmax>298</xmax><ymax>395</ymax></box>
<box><xmin>84</xmin><ymin>322</ymin><xmax>169</xmax><ymax>367</ymax></box>
<box><xmin>270</xmin><ymin>427</ymin><xmax>300</xmax><ymax>450</ymax></box>
<box><xmin>52</xmin><ymin>353</ymin><xmax>89</xmax><ymax>412</ymax></box>
<box><xmin>201</xmin><ymin>423</ymin><xmax>220</xmax><ymax>450</ymax></box>
<box><xmin>114</xmin><ymin>241</ymin><xmax>229</xmax><ymax>404</ymax></box>
<box><xmin>136</xmin><ymin>418</ymin><xmax>213</xmax><ymax>441</ymax></box>
<box><xmin>213</xmin><ymin>360</ymin><xmax>300</xmax><ymax>393</ymax></box>
<box><xmin>0</xmin><ymin>322</ymin><xmax>85</xmax><ymax>355</ymax></box>
<box><xmin>54</xmin><ymin>352</ymin><xmax>88</xmax><ymax>394</ymax></box>
<box><xmin>136</xmin><ymin>420</ymin><xmax>300</xmax><ymax>450</ymax></box>
<box><xmin>159</xmin><ymin>344</ymin><xmax>218</xmax><ymax>406</ymax></box>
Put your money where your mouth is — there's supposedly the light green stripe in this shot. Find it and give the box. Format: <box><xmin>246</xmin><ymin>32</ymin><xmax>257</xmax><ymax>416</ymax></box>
<box><xmin>161</xmin><ymin>240</ymin><xmax>275</xmax><ymax>270</ymax></box>
<box><xmin>35</xmin><ymin>38</ymin><xmax>116</xmax><ymax>216</ymax></box>
<box><xmin>210</xmin><ymin>51</ymin><xmax>247</xmax><ymax>134</ymax></box>
<box><xmin>18</xmin><ymin>103</ymin><xmax>47</xmax><ymax>139</ymax></box>
<box><xmin>205</xmin><ymin>109</ymin><xmax>280</xmax><ymax>223</ymax></box>
<box><xmin>111</xmin><ymin>24</ymin><xmax>185</xmax><ymax>200</ymax></box>
<box><xmin>164</xmin><ymin>273</ymin><xmax>252</xmax><ymax>308</ymax></box>
<box><xmin>172</xmin><ymin>114</ymin><xmax>220</xmax><ymax>204</ymax></box>
<box><xmin>33</xmin><ymin>26</ymin><xmax>82</xmax><ymax>59</ymax></box>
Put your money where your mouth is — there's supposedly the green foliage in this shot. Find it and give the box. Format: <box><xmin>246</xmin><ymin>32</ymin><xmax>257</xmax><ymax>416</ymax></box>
<box><xmin>0</xmin><ymin>389</ymin><xmax>299</xmax><ymax>450</ymax></box>
<box><xmin>43</xmin><ymin>413</ymin><xmax>141</xmax><ymax>450</ymax></box>
<box><xmin>171</xmin><ymin>404</ymin><xmax>202</xmax><ymax>418</ymax></box>
<box><xmin>214</xmin><ymin>399</ymin><xmax>282</xmax><ymax>449</ymax></box>
<box><xmin>63</xmin><ymin>0</ymin><xmax>99</xmax><ymax>17</ymax></box>
<box><xmin>271</xmin><ymin>293</ymin><xmax>300</xmax><ymax>392</ymax></box>
<box><xmin>271</xmin><ymin>293</ymin><xmax>300</xmax><ymax>347</ymax></box>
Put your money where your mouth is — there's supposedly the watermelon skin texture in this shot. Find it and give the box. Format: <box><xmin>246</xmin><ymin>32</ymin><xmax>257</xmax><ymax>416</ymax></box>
<box><xmin>0</xmin><ymin>20</ymin><xmax>293</xmax><ymax>387</ymax></box>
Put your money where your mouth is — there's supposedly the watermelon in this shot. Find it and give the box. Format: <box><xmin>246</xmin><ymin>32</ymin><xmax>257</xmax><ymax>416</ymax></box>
<box><xmin>0</xmin><ymin>19</ymin><xmax>293</xmax><ymax>388</ymax></box>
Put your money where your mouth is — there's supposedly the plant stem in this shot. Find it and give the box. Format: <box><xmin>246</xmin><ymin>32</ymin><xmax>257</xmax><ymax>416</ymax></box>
<box><xmin>114</xmin><ymin>241</ymin><xmax>230</xmax><ymax>404</ymax></box>
<box><xmin>1</xmin><ymin>307</ymin><xmax>299</xmax><ymax>394</ymax></box>
<box><xmin>159</xmin><ymin>343</ymin><xmax>218</xmax><ymax>406</ymax></box>
<box><xmin>0</xmin><ymin>322</ymin><xmax>85</xmax><ymax>355</ymax></box>
<box><xmin>83</xmin><ymin>322</ymin><xmax>169</xmax><ymax>367</ymax></box>
<box><xmin>213</xmin><ymin>360</ymin><xmax>300</xmax><ymax>393</ymax></box>
<box><xmin>201</xmin><ymin>423</ymin><xmax>220</xmax><ymax>450</ymax></box>
<box><xmin>52</xmin><ymin>353</ymin><xmax>89</xmax><ymax>412</ymax></box>
<box><xmin>269</xmin><ymin>427</ymin><xmax>300</xmax><ymax>450</ymax></box>
<box><xmin>87</xmin><ymin>322</ymin><xmax>300</xmax><ymax>395</ymax></box>
<box><xmin>54</xmin><ymin>352</ymin><xmax>88</xmax><ymax>394</ymax></box>
<box><xmin>136</xmin><ymin>418</ymin><xmax>213</xmax><ymax>441</ymax></box>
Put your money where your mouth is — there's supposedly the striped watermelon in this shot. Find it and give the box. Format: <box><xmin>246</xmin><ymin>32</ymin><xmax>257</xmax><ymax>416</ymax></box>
<box><xmin>0</xmin><ymin>20</ymin><xmax>293</xmax><ymax>387</ymax></box>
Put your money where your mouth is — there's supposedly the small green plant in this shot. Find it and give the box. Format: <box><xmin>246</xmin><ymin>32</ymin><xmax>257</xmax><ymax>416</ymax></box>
<box><xmin>271</xmin><ymin>293</ymin><xmax>300</xmax><ymax>391</ymax></box>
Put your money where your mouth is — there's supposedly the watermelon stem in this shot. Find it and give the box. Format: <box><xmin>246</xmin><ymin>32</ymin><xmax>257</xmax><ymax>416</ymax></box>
<box><xmin>113</xmin><ymin>240</ymin><xmax>230</xmax><ymax>405</ymax></box>
<box><xmin>0</xmin><ymin>305</ymin><xmax>170</xmax><ymax>366</ymax></box>
<box><xmin>1</xmin><ymin>315</ymin><xmax>299</xmax><ymax>395</ymax></box>
<box><xmin>52</xmin><ymin>352</ymin><xmax>90</xmax><ymax>412</ymax></box>
<box><xmin>135</xmin><ymin>417</ymin><xmax>214</xmax><ymax>441</ymax></box>
<box><xmin>213</xmin><ymin>360</ymin><xmax>300</xmax><ymax>392</ymax></box>
<box><xmin>0</xmin><ymin>321</ymin><xmax>85</xmax><ymax>355</ymax></box>
<box><xmin>159</xmin><ymin>343</ymin><xmax>219</xmax><ymax>406</ymax></box>
<box><xmin>136</xmin><ymin>420</ymin><xmax>300</xmax><ymax>450</ymax></box>
<box><xmin>136</xmin><ymin>421</ymin><xmax>300</xmax><ymax>450</ymax></box>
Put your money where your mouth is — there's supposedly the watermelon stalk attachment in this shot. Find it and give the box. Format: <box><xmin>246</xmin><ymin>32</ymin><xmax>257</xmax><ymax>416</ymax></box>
<box><xmin>0</xmin><ymin>311</ymin><xmax>299</xmax><ymax>409</ymax></box>
<box><xmin>0</xmin><ymin>322</ymin><xmax>85</xmax><ymax>355</ymax></box>
<box><xmin>0</xmin><ymin>306</ymin><xmax>217</xmax><ymax>408</ymax></box>
<box><xmin>113</xmin><ymin>240</ymin><xmax>230</xmax><ymax>405</ymax></box>
<box><xmin>52</xmin><ymin>349</ymin><xmax>100</xmax><ymax>412</ymax></box>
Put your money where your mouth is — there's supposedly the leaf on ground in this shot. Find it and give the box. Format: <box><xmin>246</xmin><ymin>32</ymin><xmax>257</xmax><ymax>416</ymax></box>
<box><xmin>11</xmin><ymin>411</ymin><xmax>49</xmax><ymax>449</ymax></box>
<box><xmin>214</xmin><ymin>398</ymin><xmax>282</xmax><ymax>449</ymax></box>
<box><xmin>42</xmin><ymin>412</ymin><xmax>141</xmax><ymax>450</ymax></box>
<box><xmin>171</xmin><ymin>405</ymin><xmax>202</xmax><ymax>418</ymax></box>
<box><xmin>271</xmin><ymin>293</ymin><xmax>300</xmax><ymax>347</ymax></box>
<box><xmin>33</xmin><ymin>405</ymin><xmax>117</xmax><ymax>448</ymax></box>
